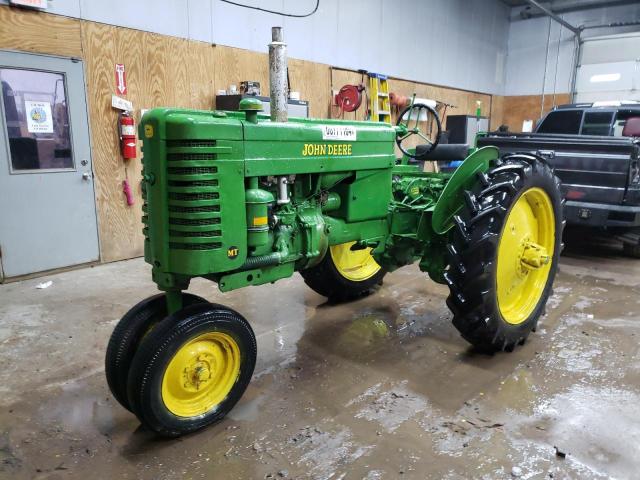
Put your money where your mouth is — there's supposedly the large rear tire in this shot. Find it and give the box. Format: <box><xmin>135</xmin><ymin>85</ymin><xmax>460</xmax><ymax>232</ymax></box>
<box><xmin>444</xmin><ymin>154</ymin><xmax>564</xmax><ymax>352</ymax></box>
<box><xmin>300</xmin><ymin>241</ymin><xmax>386</xmax><ymax>301</ymax></box>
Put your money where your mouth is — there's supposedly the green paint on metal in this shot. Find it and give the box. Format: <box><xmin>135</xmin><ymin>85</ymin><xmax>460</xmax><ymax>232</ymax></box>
<box><xmin>431</xmin><ymin>146</ymin><xmax>499</xmax><ymax>234</ymax></box>
<box><xmin>218</xmin><ymin>263</ymin><xmax>294</xmax><ymax>292</ymax></box>
<box><xmin>139</xmin><ymin>105</ymin><xmax>499</xmax><ymax>295</ymax></box>
<box><xmin>239</xmin><ymin>97</ymin><xmax>263</xmax><ymax>124</ymax></box>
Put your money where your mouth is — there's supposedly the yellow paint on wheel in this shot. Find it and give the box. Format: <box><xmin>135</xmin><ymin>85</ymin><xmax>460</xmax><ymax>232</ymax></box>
<box><xmin>330</xmin><ymin>241</ymin><xmax>381</xmax><ymax>282</ymax></box>
<box><xmin>496</xmin><ymin>187</ymin><xmax>555</xmax><ymax>325</ymax></box>
<box><xmin>161</xmin><ymin>332</ymin><xmax>240</xmax><ymax>417</ymax></box>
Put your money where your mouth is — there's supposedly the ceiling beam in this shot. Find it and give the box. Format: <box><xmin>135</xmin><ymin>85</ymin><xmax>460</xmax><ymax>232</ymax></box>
<box><xmin>511</xmin><ymin>0</ymin><xmax>639</xmax><ymax>21</ymax></box>
<box><xmin>524</xmin><ymin>0</ymin><xmax>581</xmax><ymax>35</ymax></box>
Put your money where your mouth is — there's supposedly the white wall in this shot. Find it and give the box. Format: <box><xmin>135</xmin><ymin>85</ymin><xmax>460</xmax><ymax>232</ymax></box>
<box><xmin>0</xmin><ymin>0</ymin><xmax>511</xmax><ymax>94</ymax></box>
<box><xmin>504</xmin><ymin>2</ymin><xmax>640</xmax><ymax>96</ymax></box>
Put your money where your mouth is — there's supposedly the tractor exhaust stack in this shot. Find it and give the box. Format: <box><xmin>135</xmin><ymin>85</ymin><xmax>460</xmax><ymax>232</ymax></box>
<box><xmin>269</xmin><ymin>26</ymin><xmax>288</xmax><ymax>123</ymax></box>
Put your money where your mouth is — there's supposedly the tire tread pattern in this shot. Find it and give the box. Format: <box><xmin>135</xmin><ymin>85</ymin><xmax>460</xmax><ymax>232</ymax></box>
<box><xmin>445</xmin><ymin>154</ymin><xmax>565</xmax><ymax>353</ymax></box>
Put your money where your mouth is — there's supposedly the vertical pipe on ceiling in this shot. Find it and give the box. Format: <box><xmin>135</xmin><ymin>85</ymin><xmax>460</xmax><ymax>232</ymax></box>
<box><xmin>541</xmin><ymin>16</ymin><xmax>552</xmax><ymax>118</ymax></box>
<box><xmin>524</xmin><ymin>0</ymin><xmax>582</xmax><ymax>104</ymax></box>
<box><xmin>569</xmin><ymin>35</ymin><xmax>582</xmax><ymax>102</ymax></box>
<box><xmin>552</xmin><ymin>17</ymin><xmax>563</xmax><ymax>108</ymax></box>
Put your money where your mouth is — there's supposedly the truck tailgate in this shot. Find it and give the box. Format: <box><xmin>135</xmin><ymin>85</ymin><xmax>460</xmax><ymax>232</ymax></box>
<box><xmin>477</xmin><ymin>134</ymin><xmax>635</xmax><ymax>204</ymax></box>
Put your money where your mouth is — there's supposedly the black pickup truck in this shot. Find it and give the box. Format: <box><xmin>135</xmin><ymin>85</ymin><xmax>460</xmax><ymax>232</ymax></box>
<box><xmin>477</xmin><ymin>102</ymin><xmax>640</xmax><ymax>256</ymax></box>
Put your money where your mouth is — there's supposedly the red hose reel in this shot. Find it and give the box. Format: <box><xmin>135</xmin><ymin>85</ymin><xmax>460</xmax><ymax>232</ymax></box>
<box><xmin>334</xmin><ymin>84</ymin><xmax>365</xmax><ymax>113</ymax></box>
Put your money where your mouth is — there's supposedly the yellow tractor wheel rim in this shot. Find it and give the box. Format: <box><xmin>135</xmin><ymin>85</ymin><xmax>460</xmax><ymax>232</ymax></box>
<box><xmin>496</xmin><ymin>187</ymin><xmax>555</xmax><ymax>325</ymax></box>
<box><xmin>161</xmin><ymin>332</ymin><xmax>241</xmax><ymax>417</ymax></box>
<box><xmin>330</xmin><ymin>241</ymin><xmax>382</xmax><ymax>282</ymax></box>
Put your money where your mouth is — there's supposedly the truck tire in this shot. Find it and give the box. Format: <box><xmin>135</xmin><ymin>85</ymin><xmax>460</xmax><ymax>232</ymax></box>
<box><xmin>126</xmin><ymin>303</ymin><xmax>256</xmax><ymax>437</ymax></box>
<box><xmin>444</xmin><ymin>154</ymin><xmax>564</xmax><ymax>353</ymax></box>
<box><xmin>300</xmin><ymin>241</ymin><xmax>386</xmax><ymax>301</ymax></box>
<box><xmin>623</xmin><ymin>242</ymin><xmax>640</xmax><ymax>258</ymax></box>
<box><xmin>105</xmin><ymin>293</ymin><xmax>208</xmax><ymax>412</ymax></box>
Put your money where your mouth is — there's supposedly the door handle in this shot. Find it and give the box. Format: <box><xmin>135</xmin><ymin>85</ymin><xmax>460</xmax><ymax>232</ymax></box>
<box><xmin>82</xmin><ymin>172</ymin><xmax>92</xmax><ymax>181</ymax></box>
<box><xmin>537</xmin><ymin>150</ymin><xmax>555</xmax><ymax>159</ymax></box>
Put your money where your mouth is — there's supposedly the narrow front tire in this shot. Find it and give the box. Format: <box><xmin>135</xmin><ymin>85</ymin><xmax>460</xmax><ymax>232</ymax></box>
<box><xmin>105</xmin><ymin>293</ymin><xmax>208</xmax><ymax>412</ymax></box>
<box><xmin>126</xmin><ymin>303</ymin><xmax>256</xmax><ymax>437</ymax></box>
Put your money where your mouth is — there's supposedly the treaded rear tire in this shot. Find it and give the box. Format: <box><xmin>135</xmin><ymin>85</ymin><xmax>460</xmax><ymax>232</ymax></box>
<box><xmin>444</xmin><ymin>153</ymin><xmax>565</xmax><ymax>353</ymax></box>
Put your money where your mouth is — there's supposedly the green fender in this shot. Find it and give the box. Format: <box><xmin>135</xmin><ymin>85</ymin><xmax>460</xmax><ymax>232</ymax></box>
<box><xmin>431</xmin><ymin>146</ymin><xmax>499</xmax><ymax>234</ymax></box>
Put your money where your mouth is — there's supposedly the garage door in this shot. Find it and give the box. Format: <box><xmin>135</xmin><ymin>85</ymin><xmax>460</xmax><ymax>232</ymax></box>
<box><xmin>574</xmin><ymin>33</ymin><xmax>640</xmax><ymax>103</ymax></box>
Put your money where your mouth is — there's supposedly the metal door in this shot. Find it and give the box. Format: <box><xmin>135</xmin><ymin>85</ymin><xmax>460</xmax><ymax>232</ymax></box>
<box><xmin>574</xmin><ymin>33</ymin><xmax>640</xmax><ymax>103</ymax></box>
<box><xmin>0</xmin><ymin>51</ymin><xmax>99</xmax><ymax>279</ymax></box>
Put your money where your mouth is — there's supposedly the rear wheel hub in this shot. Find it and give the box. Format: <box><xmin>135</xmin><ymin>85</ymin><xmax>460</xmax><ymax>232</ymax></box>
<box><xmin>496</xmin><ymin>187</ymin><xmax>555</xmax><ymax>325</ymax></box>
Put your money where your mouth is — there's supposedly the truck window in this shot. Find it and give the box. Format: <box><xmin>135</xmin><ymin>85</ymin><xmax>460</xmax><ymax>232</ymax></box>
<box><xmin>581</xmin><ymin>111</ymin><xmax>613</xmax><ymax>136</ymax></box>
<box><xmin>613</xmin><ymin>110</ymin><xmax>640</xmax><ymax>137</ymax></box>
<box><xmin>537</xmin><ymin>110</ymin><xmax>582</xmax><ymax>134</ymax></box>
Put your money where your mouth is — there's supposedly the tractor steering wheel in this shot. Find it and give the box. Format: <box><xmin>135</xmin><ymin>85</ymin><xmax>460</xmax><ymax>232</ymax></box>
<box><xmin>395</xmin><ymin>103</ymin><xmax>442</xmax><ymax>159</ymax></box>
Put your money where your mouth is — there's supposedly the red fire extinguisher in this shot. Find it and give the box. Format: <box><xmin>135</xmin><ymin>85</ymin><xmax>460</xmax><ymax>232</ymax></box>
<box><xmin>119</xmin><ymin>111</ymin><xmax>137</xmax><ymax>159</ymax></box>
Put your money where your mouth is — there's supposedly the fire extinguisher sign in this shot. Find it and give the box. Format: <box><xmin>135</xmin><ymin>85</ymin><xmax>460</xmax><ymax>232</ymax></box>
<box><xmin>115</xmin><ymin>63</ymin><xmax>127</xmax><ymax>95</ymax></box>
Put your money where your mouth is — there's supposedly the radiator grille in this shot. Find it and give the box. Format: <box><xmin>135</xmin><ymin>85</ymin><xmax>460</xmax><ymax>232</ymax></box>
<box><xmin>168</xmin><ymin>205</ymin><xmax>220</xmax><ymax>214</ymax></box>
<box><xmin>167</xmin><ymin>139</ymin><xmax>217</xmax><ymax>148</ymax></box>
<box><xmin>169</xmin><ymin>217</ymin><xmax>220</xmax><ymax>226</ymax></box>
<box><xmin>168</xmin><ymin>191</ymin><xmax>219</xmax><ymax>201</ymax></box>
<box><xmin>169</xmin><ymin>242</ymin><xmax>222</xmax><ymax>250</ymax></box>
<box><xmin>169</xmin><ymin>230</ymin><xmax>222</xmax><ymax>238</ymax></box>
<box><xmin>164</xmin><ymin>139</ymin><xmax>222</xmax><ymax>252</ymax></box>
<box><xmin>167</xmin><ymin>153</ymin><xmax>217</xmax><ymax>162</ymax></box>
<box><xmin>168</xmin><ymin>179</ymin><xmax>219</xmax><ymax>188</ymax></box>
<box><xmin>168</xmin><ymin>166</ymin><xmax>217</xmax><ymax>176</ymax></box>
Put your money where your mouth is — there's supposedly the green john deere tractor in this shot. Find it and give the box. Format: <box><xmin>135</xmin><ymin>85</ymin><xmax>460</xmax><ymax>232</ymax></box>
<box><xmin>105</xmin><ymin>30</ymin><xmax>564</xmax><ymax>437</ymax></box>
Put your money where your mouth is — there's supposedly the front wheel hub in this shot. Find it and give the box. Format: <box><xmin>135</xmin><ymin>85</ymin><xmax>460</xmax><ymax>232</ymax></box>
<box><xmin>162</xmin><ymin>332</ymin><xmax>241</xmax><ymax>417</ymax></box>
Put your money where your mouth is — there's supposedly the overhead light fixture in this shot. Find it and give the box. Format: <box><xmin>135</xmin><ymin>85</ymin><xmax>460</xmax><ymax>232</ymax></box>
<box><xmin>590</xmin><ymin>73</ymin><xmax>621</xmax><ymax>83</ymax></box>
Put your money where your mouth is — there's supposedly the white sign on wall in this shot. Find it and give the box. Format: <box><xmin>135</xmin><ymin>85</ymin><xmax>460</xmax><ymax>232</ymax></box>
<box><xmin>25</xmin><ymin>101</ymin><xmax>54</xmax><ymax>133</ymax></box>
<box><xmin>9</xmin><ymin>0</ymin><xmax>48</xmax><ymax>9</ymax></box>
<box><xmin>111</xmin><ymin>94</ymin><xmax>133</xmax><ymax>111</ymax></box>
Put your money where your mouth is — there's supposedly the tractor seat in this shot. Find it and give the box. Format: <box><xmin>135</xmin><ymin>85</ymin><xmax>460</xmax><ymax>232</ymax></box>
<box><xmin>415</xmin><ymin>143</ymin><xmax>470</xmax><ymax>161</ymax></box>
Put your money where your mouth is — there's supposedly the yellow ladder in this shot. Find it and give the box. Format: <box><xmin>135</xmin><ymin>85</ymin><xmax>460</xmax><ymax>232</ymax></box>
<box><xmin>368</xmin><ymin>73</ymin><xmax>391</xmax><ymax>123</ymax></box>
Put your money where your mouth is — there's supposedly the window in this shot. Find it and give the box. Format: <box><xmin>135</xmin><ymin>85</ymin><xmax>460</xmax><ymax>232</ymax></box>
<box><xmin>613</xmin><ymin>110</ymin><xmax>640</xmax><ymax>137</ymax></box>
<box><xmin>1</xmin><ymin>68</ymin><xmax>73</xmax><ymax>171</ymax></box>
<box><xmin>581</xmin><ymin>111</ymin><xmax>613</xmax><ymax>136</ymax></box>
<box><xmin>536</xmin><ymin>110</ymin><xmax>583</xmax><ymax>134</ymax></box>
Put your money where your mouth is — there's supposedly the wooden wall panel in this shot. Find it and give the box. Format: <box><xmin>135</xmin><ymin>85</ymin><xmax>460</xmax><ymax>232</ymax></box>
<box><xmin>81</xmin><ymin>23</ymin><xmax>146</xmax><ymax>262</ymax></box>
<box><xmin>288</xmin><ymin>58</ymin><xmax>331</xmax><ymax>119</ymax></box>
<box><xmin>497</xmin><ymin>94</ymin><xmax>571</xmax><ymax>133</ymax></box>
<box><xmin>213</xmin><ymin>46</ymin><xmax>269</xmax><ymax>104</ymax></box>
<box><xmin>490</xmin><ymin>94</ymin><xmax>505</xmax><ymax>130</ymax></box>
<box><xmin>188</xmin><ymin>43</ymin><xmax>216</xmax><ymax>110</ymax></box>
<box><xmin>0</xmin><ymin>5</ymin><xmax>82</xmax><ymax>58</ymax></box>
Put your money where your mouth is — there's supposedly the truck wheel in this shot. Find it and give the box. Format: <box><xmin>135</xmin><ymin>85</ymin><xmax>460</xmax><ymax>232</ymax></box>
<box><xmin>126</xmin><ymin>303</ymin><xmax>256</xmax><ymax>437</ymax></box>
<box><xmin>623</xmin><ymin>242</ymin><xmax>640</xmax><ymax>258</ymax></box>
<box><xmin>300</xmin><ymin>241</ymin><xmax>386</xmax><ymax>301</ymax></box>
<box><xmin>445</xmin><ymin>154</ymin><xmax>564</xmax><ymax>352</ymax></box>
<box><xmin>105</xmin><ymin>293</ymin><xmax>208</xmax><ymax>412</ymax></box>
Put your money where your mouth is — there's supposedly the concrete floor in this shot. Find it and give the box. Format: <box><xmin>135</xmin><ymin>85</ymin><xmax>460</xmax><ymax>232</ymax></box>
<box><xmin>1</xmin><ymin>229</ymin><xmax>639</xmax><ymax>480</ymax></box>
